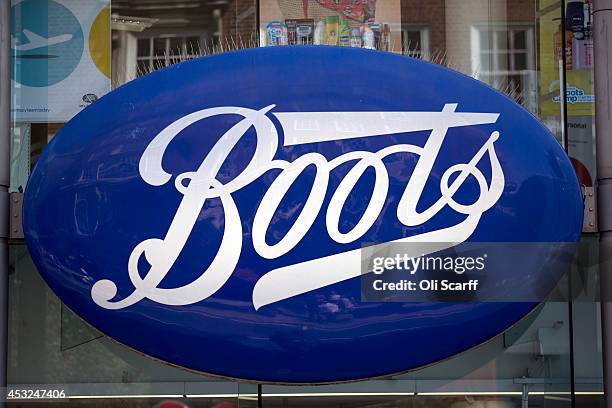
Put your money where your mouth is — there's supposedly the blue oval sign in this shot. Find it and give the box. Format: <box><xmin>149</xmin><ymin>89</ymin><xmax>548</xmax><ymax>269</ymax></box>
<box><xmin>23</xmin><ymin>46</ymin><xmax>582</xmax><ymax>383</ymax></box>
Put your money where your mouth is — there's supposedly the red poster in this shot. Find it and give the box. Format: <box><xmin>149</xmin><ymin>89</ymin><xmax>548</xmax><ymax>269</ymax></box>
<box><xmin>315</xmin><ymin>0</ymin><xmax>377</xmax><ymax>22</ymax></box>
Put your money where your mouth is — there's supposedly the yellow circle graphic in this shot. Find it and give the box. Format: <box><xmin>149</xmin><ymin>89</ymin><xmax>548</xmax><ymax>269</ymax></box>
<box><xmin>89</xmin><ymin>4</ymin><xmax>111</xmax><ymax>78</ymax></box>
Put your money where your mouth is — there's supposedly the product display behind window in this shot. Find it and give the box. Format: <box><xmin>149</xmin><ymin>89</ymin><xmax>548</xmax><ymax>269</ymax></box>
<box><xmin>260</xmin><ymin>0</ymin><xmax>400</xmax><ymax>51</ymax></box>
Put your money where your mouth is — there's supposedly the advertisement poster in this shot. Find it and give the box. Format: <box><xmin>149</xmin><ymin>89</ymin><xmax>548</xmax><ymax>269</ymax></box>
<box><xmin>314</xmin><ymin>0</ymin><xmax>377</xmax><ymax>22</ymax></box>
<box><xmin>10</xmin><ymin>0</ymin><xmax>111</xmax><ymax>123</ymax></box>
<box><xmin>539</xmin><ymin>0</ymin><xmax>594</xmax><ymax>117</ymax></box>
<box><xmin>538</xmin><ymin>0</ymin><xmax>596</xmax><ymax>185</ymax></box>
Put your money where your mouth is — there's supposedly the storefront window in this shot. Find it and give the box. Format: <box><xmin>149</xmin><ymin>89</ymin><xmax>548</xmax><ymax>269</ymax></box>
<box><xmin>7</xmin><ymin>0</ymin><xmax>602</xmax><ymax>407</ymax></box>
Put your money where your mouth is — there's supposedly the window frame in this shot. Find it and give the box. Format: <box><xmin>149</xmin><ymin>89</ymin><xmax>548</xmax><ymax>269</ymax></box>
<box><xmin>401</xmin><ymin>23</ymin><xmax>431</xmax><ymax>60</ymax></box>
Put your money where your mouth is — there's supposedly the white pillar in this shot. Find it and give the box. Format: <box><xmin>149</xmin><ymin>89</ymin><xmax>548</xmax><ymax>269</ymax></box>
<box><xmin>594</xmin><ymin>1</ymin><xmax>612</xmax><ymax>407</ymax></box>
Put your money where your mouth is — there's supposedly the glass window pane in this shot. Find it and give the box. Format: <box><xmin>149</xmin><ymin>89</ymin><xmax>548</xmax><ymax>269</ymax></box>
<box><xmin>137</xmin><ymin>38</ymin><xmax>150</xmax><ymax>57</ymax></box>
<box><xmin>514</xmin><ymin>52</ymin><xmax>528</xmax><ymax>70</ymax></box>
<box><xmin>494</xmin><ymin>51</ymin><xmax>509</xmax><ymax>71</ymax></box>
<box><xmin>7</xmin><ymin>0</ymin><xmax>603</xmax><ymax>406</ymax></box>
<box><xmin>479</xmin><ymin>29</ymin><xmax>491</xmax><ymax>50</ymax></box>
<box><xmin>479</xmin><ymin>52</ymin><xmax>493</xmax><ymax>72</ymax></box>
<box><xmin>495</xmin><ymin>30</ymin><xmax>509</xmax><ymax>51</ymax></box>
<box><xmin>9</xmin><ymin>0</ymin><xmax>259</xmax><ymax>401</ymax></box>
<box><xmin>153</xmin><ymin>38</ymin><xmax>166</xmax><ymax>56</ymax></box>
<box><xmin>513</xmin><ymin>29</ymin><xmax>527</xmax><ymax>50</ymax></box>
<box><xmin>169</xmin><ymin>37</ymin><xmax>183</xmax><ymax>55</ymax></box>
<box><xmin>404</xmin><ymin>31</ymin><xmax>422</xmax><ymax>51</ymax></box>
<box><xmin>136</xmin><ymin>59</ymin><xmax>150</xmax><ymax>76</ymax></box>
<box><xmin>186</xmin><ymin>36</ymin><xmax>201</xmax><ymax>55</ymax></box>
<box><xmin>152</xmin><ymin>58</ymin><xmax>166</xmax><ymax>70</ymax></box>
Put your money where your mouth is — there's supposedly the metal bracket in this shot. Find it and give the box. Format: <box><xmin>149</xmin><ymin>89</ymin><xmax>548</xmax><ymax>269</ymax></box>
<box><xmin>9</xmin><ymin>192</ymin><xmax>23</xmax><ymax>239</ymax></box>
<box><xmin>599</xmin><ymin>181</ymin><xmax>612</xmax><ymax>233</ymax></box>
<box><xmin>583</xmin><ymin>186</ymin><xmax>598</xmax><ymax>233</ymax></box>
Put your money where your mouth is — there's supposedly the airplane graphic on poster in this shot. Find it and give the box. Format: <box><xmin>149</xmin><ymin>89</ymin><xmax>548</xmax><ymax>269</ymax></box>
<box><xmin>11</xmin><ymin>29</ymin><xmax>72</xmax><ymax>52</ymax></box>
